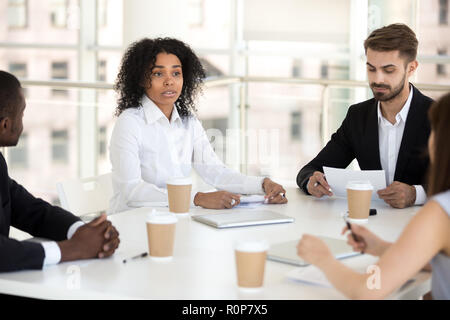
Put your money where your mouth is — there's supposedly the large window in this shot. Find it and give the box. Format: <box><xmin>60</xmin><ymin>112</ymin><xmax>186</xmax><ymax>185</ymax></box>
<box><xmin>2</xmin><ymin>0</ymin><xmax>449</xmax><ymax>201</ymax></box>
<box><xmin>50</xmin><ymin>0</ymin><xmax>68</xmax><ymax>28</ymax></box>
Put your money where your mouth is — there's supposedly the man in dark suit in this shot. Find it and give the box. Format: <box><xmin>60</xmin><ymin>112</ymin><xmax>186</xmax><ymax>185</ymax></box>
<box><xmin>0</xmin><ymin>70</ymin><xmax>120</xmax><ymax>272</ymax></box>
<box><xmin>297</xmin><ymin>24</ymin><xmax>432</xmax><ymax>209</ymax></box>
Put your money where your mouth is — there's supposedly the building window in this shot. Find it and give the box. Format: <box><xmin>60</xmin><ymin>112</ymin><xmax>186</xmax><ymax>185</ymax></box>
<box><xmin>98</xmin><ymin>126</ymin><xmax>107</xmax><ymax>157</ymax></box>
<box><xmin>8</xmin><ymin>0</ymin><xmax>28</xmax><ymax>29</ymax></box>
<box><xmin>52</xmin><ymin>130</ymin><xmax>69</xmax><ymax>163</ymax></box>
<box><xmin>51</xmin><ymin>61</ymin><xmax>69</xmax><ymax>97</ymax></box>
<box><xmin>8</xmin><ymin>62</ymin><xmax>27</xmax><ymax>78</ymax></box>
<box><xmin>97</xmin><ymin>60</ymin><xmax>107</xmax><ymax>82</ymax></box>
<box><xmin>292</xmin><ymin>60</ymin><xmax>302</xmax><ymax>78</ymax></box>
<box><xmin>50</xmin><ymin>0</ymin><xmax>68</xmax><ymax>28</ymax></box>
<box><xmin>320</xmin><ymin>62</ymin><xmax>329</xmax><ymax>79</ymax></box>
<box><xmin>9</xmin><ymin>133</ymin><xmax>28</xmax><ymax>168</ymax></box>
<box><xmin>9</xmin><ymin>62</ymin><xmax>28</xmax><ymax>96</ymax></box>
<box><xmin>188</xmin><ymin>0</ymin><xmax>204</xmax><ymax>27</ymax></box>
<box><xmin>439</xmin><ymin>0</ymin><xmax>448</xmax><ymax>25</ymax></box>
<box><xmin>437</xmin><ymin>49</ymin><xmax>447</xmax><ymax>76</ymax></box>
<box><xmin>290</xmin><ymin>111</ymin><xmax>302</xmax><ymax>141</ymax></box>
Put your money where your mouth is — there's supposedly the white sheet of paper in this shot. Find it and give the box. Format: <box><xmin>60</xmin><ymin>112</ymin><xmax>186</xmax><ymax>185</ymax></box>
<box><xmin>234</xmin><ymin>194</ymin><xmax>266</xmax><ymax>208</ymax></box>
<box><xmin>323</xmin><ymin>166</ymin><xmax>386</xmax><ymax>200</ymax></box>
<box><xmin>287</xmin><ymin>265</ymin><xmax>418</xmax><ymax>292</ymax></box>
<box><xmin>239</xmin><ymin>195</ymin><xmax>266</xmax><ymax>203</ymax></box>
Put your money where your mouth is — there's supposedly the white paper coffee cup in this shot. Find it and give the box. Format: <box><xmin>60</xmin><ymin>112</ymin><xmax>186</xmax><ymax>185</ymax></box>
<box><xmin>346</xmin><ymin>181</ymin><xmax>373</xmax><ymax>223</ymax></box>
<box><xmin>235</xmin><ymin>240</ymin><xmax>269</xmax><ymax>289</ymax></box>
<box><xmin>167</xmin><ymin>177</ymin><xmax>192</xmax><ymax>215</ymax></box>
<box><xmin>146</xmin><ymin>210</ymin><xmax>177</xmax><ymax>260</ymax></box>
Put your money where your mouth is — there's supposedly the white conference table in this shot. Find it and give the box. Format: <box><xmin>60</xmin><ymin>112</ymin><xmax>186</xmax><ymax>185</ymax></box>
<box><xmin>0</xmin><ymin>187</ymin><xmax>431</xmax><ymax>300</ymax></box>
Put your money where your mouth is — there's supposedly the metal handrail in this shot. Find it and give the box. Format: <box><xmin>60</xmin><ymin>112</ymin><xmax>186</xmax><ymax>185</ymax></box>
<box><xmin>3</xmin><ymin>42</ymin><xmax>450</xmax><ymax>63</ymax></box>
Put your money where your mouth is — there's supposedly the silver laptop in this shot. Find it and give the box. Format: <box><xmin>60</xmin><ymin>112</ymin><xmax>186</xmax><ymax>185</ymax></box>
<box><xmin>191</xmin><ymin>209</ymin><xmax>294</xmax><ymax>229</ymax></box>
<box><xmin>267</xmin><ymin>236</ymin><xmax>361</xmax><ymax>266</ymax></box>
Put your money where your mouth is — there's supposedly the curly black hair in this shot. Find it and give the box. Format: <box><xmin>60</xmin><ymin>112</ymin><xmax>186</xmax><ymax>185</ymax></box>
<box><xmin>114</xmin><ymin>37</ymin><xmax>206</xmax><ymax>117</ymax></box>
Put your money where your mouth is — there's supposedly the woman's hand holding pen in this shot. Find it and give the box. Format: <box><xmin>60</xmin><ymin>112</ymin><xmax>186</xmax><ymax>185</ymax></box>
<box><xmin>341</xmin><ymin>223</ymin><xmax>391</xmax><ymax>257</ymax></box>
<box><xmin>306</xmin><ymin>171</ymin><xmax>333</xmax><ymax>198</ymax></box>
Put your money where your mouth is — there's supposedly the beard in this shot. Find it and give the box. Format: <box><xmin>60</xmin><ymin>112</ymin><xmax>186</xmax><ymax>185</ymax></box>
<box><xmin>370</xmin><ymin>72</ymin><xmax>407</xmax><ymax>102</ymax></box>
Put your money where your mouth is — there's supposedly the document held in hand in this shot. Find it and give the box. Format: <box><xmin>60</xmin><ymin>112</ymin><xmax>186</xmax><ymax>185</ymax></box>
<box><xmin>323</xmin><ymin>166</ymin><xmax>386</xmax><ymax>200</ymax></box>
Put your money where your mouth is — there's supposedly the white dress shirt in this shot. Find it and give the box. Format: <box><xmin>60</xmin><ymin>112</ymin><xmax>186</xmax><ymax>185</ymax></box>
<box><xmin>109</xmin><ymin>94</ymin><xmax>265</xmax><ymax>213</ymax></box>
<box><xmin>41</xmin><ymin>220</ymin><xmax>85</xmax><ymax>267</ymax></box>
<box><xmin>377</xmin><ymin>86</ymin><xmax>426</xmax><ymax>205</ymax></box>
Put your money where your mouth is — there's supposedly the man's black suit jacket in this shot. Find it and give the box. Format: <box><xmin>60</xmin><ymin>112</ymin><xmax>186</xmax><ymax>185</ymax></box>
<box><xmin>0</xmin><ymin>153</ymin><xmax>80</xmax><ymax>272</ymax></box>
<box><xmin>297</xmin><ymin>85</ymin><xmax>433</xmax><ymax>194</ymax></box>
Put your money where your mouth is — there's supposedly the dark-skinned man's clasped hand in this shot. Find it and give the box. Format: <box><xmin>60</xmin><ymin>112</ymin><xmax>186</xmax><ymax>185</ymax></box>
<box><xmin>58</xmin><ymin>213</ymin><xmax>120</xmax><ymax>262</ymax></box>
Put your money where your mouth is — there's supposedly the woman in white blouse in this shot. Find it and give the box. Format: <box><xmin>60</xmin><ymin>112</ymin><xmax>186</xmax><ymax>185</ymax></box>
<box><xmin>109</xmin><ymin>38</ymin><xmax>287</xmax><ymax>213</ymax></box>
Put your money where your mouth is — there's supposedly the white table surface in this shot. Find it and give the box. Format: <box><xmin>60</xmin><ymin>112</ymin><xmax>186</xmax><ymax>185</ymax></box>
<box><xmin>0</xmin><ymin>188</ymin><xmax>431</xmax><ymax>300</ymax></box>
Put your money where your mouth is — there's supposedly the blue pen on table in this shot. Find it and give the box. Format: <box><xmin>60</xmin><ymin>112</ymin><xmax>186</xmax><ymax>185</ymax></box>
<box><xmin>122</xmin><ymin>252</ymin><xmax>148</xmax><ymax>264</ymax></box>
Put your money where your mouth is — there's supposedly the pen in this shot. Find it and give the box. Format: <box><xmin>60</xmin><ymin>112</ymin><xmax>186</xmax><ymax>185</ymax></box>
<box><xmin>313</xmin><ymin>175</ymin><xmax>332</xmax><ymax>192</ymax></box>
<box><xmin>345</xmin><ymin>221</ymin><xmax>359</xmax><ymax>242</ymax></box>
<box><xmin>343</xmin><ymin>219</ymin><xmax>365</xmax><ymax>254</ymax></box>
<box><xmin>122</xmin><ymin>252</ymin><xmax>148</xmax><ymax>264</ymax></box>
<box><xmin>313</xmin><ymin>182</ymin><xmax>332</xmax><ymax>192</ymax></box>
<box><xmin>343</xmin><ymin>217</ymin><xmax>361</xmax><ymax>243</ymax></box>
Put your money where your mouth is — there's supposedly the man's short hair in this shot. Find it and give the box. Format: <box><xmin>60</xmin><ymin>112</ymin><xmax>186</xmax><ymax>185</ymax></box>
<box><xmin>364</xmin><ymin>23</ymin><xmax>418</xmax><ymax>63</ymax></box>
<box><xmin>0</xmin><ymin>70</ymin><xmax>22</xmax><ymax>119</ymax></box>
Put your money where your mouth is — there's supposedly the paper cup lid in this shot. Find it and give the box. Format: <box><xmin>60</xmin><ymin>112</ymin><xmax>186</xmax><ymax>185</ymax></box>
<box><xmin>346</xmin><ymin>180</ymin><xmax>373</xmax><ymax>190</ymax></box>
<box><xmin>235</xmin><ymin>240</ymin><xmax>269</xmax><ymax>252</ymax></box>
<box><xmin>166</xmin><ymin>176</ymin><xmax>192</xmax><ymax>185</ymax></box>
<box><xmin>146</xmin><ymin>209</ymin><xmax>178</xmax><ymax>224</ymax></box>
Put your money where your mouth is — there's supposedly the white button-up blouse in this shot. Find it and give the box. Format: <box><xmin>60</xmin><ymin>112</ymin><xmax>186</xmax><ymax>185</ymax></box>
<box><xmin>109</xmin><ymin>95</ymin><xmax>265</xmax><ymax>213</ymax></box>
